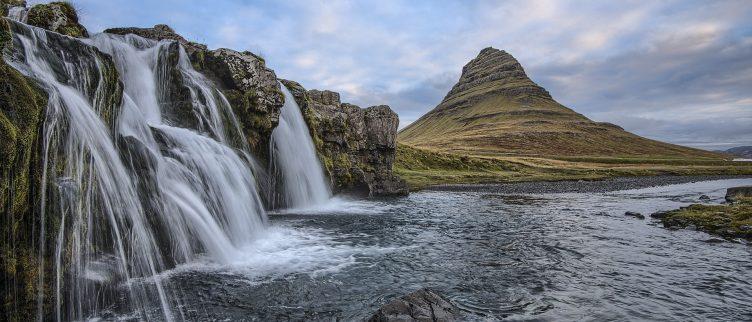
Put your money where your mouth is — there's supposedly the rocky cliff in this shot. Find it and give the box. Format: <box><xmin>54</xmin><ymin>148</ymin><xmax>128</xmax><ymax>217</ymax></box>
<box><xmin>399</xmin><ymin>47</ymin><xmax>724</xmax><ymax>159</ymax></box>
<box><xmin>281</xmin><ymin>80</ymin><xmax>408</xmax><ymax>196</ymax></box>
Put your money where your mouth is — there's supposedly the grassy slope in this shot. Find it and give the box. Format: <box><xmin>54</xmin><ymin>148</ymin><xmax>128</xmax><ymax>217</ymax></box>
<box><xmin>399</xmin><ymin>94</ymin><xmax>723</xmax><ymax>159</ymax></box>
<box><xmin>395</xmin><ymin>144</ymin><xmax>752</xmax><ymax>191</ymax></box>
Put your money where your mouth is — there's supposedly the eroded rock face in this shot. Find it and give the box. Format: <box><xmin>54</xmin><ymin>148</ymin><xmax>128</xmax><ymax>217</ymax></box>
<box><xmin>282</xmin><ymin>80</ymin><xmax>408</xmax><ymax>197</ymax></box>
<box><xmin>368</xmin><ymin>289</ymin><xmax>459</xmax><ymax>322</ymax></box>
<box><xmin>26</xmin><ymin>1</ymin><xmax>88</xmax><ymax>37</ymax></box>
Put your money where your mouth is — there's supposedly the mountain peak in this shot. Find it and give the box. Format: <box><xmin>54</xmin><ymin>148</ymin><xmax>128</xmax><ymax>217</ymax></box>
<box><xmin>441</xmin><ymin>47</ymin><xmax>550</xmax><ymax>107</ymax></box>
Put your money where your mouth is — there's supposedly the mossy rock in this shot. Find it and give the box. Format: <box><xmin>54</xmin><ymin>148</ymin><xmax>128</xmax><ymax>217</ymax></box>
<box><xmin>27</xmin><ymin>1</ymin><xmax>88</xmax><ymax>38</ymax></box>
<box><xmin>0</xmin><ymin>59</ymin><xmax>48</xmax><ymax>320</ymax></box>
<box><xmin>661</xmin><ymin>198</ymin><xmax>752</xmax><ymax>239</ymax></box>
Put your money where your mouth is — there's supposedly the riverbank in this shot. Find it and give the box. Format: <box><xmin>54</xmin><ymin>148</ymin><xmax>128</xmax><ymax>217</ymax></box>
<box><xmin>394</xmin><ymin>144</ymin><xmax>752</xmax><ymax>191</ymax></box>
<box><xmin>426</xmin><ymin>175</ymin><xmax>752</xmax><ymax>194</ymax></box>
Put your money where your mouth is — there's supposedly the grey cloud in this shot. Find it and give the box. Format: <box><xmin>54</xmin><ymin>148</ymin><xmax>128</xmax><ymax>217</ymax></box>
<box><xmin>527</xmin><ymin>31</ymin><xmax>752</xmax><ymax>150</ymax></box>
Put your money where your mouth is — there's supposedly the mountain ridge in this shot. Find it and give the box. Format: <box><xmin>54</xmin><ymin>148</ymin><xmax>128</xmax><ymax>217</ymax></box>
<box><xmin>398</xmin><ymin>47</ymin><xmax>723</xmax><ymax>159</ymax></box>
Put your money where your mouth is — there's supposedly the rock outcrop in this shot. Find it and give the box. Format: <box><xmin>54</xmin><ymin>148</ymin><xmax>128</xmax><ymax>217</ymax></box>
<box><xmin>104</xmin><ymin>24</ymin><xmax>206</xmax><ymax>55</ymax></box>
<box><xmin>26</xmin><ymin>1</ymin><xmax>88</xmax><ymax>37</ymax></box>
<box><xmin>368</xmin><ymin>289</ymin><xmax>460</xmax><ymax>322</ymax></box>
<box><xmin>282</xmin><ymin>80</ymin><xmax>408</xmax><ymax>196</ymax></box>
<box><xmin>726</xmin><ymin>186</ymin><xmax>752</xmax><ymax>203</ymax></box>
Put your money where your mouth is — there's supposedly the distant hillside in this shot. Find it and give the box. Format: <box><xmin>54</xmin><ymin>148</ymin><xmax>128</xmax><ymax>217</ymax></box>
<box><xmin>398</xmin><ymin>47</ymin><xmax>723</xmax><ymax>159</ymax></box>
<box><xmin>725</xmin><ymin>146</ymin><xmax>752</xmax><ymax>158</ymax></box>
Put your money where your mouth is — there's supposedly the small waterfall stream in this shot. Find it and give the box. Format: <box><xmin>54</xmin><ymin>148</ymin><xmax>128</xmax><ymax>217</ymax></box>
<box><xmin>5</xmin><ymin>19</ymin><xmax>268</xmax><ymax>321</ymax></box>
<box><xmin>269</xmin><ymin>85</ymin><xmax>332</xmax><ymax>209</ymax></box>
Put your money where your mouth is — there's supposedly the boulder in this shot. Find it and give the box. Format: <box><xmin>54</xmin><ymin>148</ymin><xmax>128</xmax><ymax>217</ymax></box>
<box><xmin>368</xmin><ymin>289</ymin><xmax>459</xmax><ymax>322</ymax></box>
<box><xmin>26</xmin><ymin>1</ymin><xmax>88</xmax><ymax>37</ymax></box>
<box><xmin>725</xmin><ymin>186</ymin><xmax>752</xmax><ymax>203</ymax></box>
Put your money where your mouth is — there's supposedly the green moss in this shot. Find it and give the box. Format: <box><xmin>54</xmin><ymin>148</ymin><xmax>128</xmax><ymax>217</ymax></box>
<box><xmin>661</xmin><ymin>198</ymin><xmax>752</xmax><ymax>239</ymax></box>
<box><xmin>0</xmin><ymin>19</ymin><xmax>11</xmax><ymax>50</ymax></box>
<box><xmin>0</xmin><ymin>58</ymin><xmax>47</xmax><ymax>320</ymax></box>
<box><xmin>27</xmin><ymin>2</ymin><xmax>88</xmax><ymax>38</ymax></box>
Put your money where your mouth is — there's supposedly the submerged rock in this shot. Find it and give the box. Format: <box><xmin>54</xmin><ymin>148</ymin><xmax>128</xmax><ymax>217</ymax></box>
<box><xmin>725</xmin><ymin>186</ymin><xmax>752</xmax><ymax>203</ymax></box>
<box><xmin>624</xmin><ymin>211</ymin><xmax>645</xmax><ymax>219</ymax></box>
<box><xmin>368</xmin><ymin>289</ymin><xmax>459</xmax><ymax>322</ymax></box>
<box><xmin>699</xmin><ymin>194</ymin><xmax>711</xmax><ymax>201</ymax></box>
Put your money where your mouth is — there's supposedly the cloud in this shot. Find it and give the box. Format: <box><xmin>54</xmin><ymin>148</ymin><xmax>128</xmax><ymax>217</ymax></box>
<box><xmin>65</xmin><ymin>0</ymin><xmax>752</xmax><ymax>149</ymax></box>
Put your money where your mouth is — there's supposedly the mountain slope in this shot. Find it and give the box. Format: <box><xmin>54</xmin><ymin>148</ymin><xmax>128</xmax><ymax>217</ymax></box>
<box><xmin>398</xmin><ymin>47</ymin><xmax>722</xmax><ymax>159</ymax></box>
<box><xmin>725</xmin><ymin>146</ymin><xmax>752</xmax><ymax>158</ymax></box>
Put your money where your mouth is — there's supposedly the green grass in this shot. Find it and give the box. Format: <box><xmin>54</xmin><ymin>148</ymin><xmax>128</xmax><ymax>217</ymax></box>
<box><xmin>394</xmin><ymin>144</ymin><xmax>752</xmax><ymax>191</ymax></box>
<box><xmin>661</xmin><ymin>198</ymin><xmax>752</xmax><ymax>239</ymax></box>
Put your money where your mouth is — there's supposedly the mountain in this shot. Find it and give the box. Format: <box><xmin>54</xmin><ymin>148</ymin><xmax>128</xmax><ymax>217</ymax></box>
<box><xmin>725</xmin><ymin>146</ymin><xmax>752</xmax><ymax>158</ymax></box>
<box><xmin>398</xmin><ymin>47</ymin><xmax>722</xmax><ymax>159</ymax></box>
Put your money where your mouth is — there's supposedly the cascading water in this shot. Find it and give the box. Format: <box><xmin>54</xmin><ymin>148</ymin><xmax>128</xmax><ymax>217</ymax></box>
<box><xmin>5</xmin><ymin>18</ymin><xmax>267</xmax><ymax>321</ymax></box>
<box><xmin>7</xmin><ymin>6</ymin><xmax>28</xmax><ymax>23</ymax></box>
<box><xmin>269</xmin><ymin>85</ymin><xmax>332</xmax><ymax>209</ymax></box>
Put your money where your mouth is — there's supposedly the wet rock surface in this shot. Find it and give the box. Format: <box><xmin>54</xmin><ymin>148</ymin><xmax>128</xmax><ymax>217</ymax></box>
<box><xmin>368</xmin><ymin>289</ymin><xmax>459</xmax><ymax>322</ymax></box>
<box><xmin>624</xmin><ymin>211</ymin><xmax>645</xmax><ymax>219</ymax></box>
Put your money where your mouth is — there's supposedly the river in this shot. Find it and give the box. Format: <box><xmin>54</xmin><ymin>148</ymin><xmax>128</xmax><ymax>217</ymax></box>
<box><xmin>112</xmin><ymin>177</ymin><xmax>752</xmax><ymax>321</ymax></box>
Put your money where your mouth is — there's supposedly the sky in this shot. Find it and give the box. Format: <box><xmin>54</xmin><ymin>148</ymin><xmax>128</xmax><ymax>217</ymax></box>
<box><xmin>43</xmin><ymin>0</ymin><xmax>752</xmax><ymax>150</ymax></box>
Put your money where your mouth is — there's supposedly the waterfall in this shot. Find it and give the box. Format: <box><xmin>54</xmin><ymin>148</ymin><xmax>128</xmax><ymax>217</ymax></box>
<box><xmin>269</xmin><ymin>85</ymin><xmax>332</xmax><ymax>209</ymax></box>
<box><xmin>7</xmin><ymin>6</ymin><xmax>28</xmax><ymax>23</ymax></box>
<box><xmin>5</xmin><ymin>19</ymin><xmax>267</xmax><ymax>321</ymax></box>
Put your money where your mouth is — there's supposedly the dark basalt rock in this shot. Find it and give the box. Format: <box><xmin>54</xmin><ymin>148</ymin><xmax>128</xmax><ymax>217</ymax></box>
<box><xmin>650</xmin><ymin>211</ymin><xmax>670</xmax><ymax>219</ymax></box>
<box><xmin>368</xmin><ymin>288</ymin><xmax>459</xmax><ymax>322</ymax></box>
<box><xmin>725</xmin><ymin>186</ymin><xmax>752</xmax><ymax>203</ymax></box>
<box><xmin>625</xmin><ymin>211</ymin><xmax>645</xmax><ymax>219</ymax></box>
<box><xmin>282</xmin><ymin>80</ymin><xmax>408</xmax><ymax>197</ymax></box>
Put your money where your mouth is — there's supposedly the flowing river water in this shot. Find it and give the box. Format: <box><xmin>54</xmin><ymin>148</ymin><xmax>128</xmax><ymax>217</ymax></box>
<box><xmin>115</xmin><ymin>177</ymin><xmax>752</xmax><ymax>321</ymax></box>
